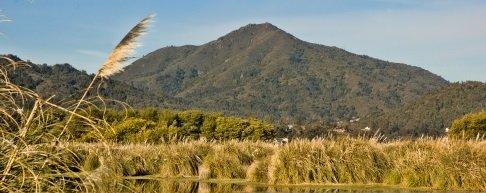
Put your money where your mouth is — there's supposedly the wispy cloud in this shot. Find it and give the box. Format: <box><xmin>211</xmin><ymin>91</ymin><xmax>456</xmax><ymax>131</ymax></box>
<box><xmin>0</xmin><ymin>10</ymin><xmax>11</xmax><ymax>23</ymax></box>
<box><xmin>75</xmin><ymin>49</ymin><xmax>106</xmax><ymax>58</ymax></box>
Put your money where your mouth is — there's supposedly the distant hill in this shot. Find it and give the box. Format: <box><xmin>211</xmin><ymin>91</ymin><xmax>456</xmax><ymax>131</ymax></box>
<box><xmin>114</xmin><ymin>23</ymin><xmax>449</xmax><ymax>122</ymax></box>
<box><xmin>0</xmin><ymin>55</ymin><xmax>185</xmax><ymax>108</ymax></box>
<box><xmin>5</xmin><ymin>23</ymin><xmax>474</xmax><ymax>137</ymax></box>
<box><xmin>350</xmin><ymin>81</ymin><xmax>486</xmax><ymax>137</ymax></box>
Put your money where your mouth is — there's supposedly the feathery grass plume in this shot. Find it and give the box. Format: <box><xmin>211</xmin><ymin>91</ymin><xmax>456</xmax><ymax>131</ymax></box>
<box><xmin>60</xmin><ymin>14</ymin><xmax>154</xmax><ymax>138</ymax></box>
<box><xmin>98</xmin><ymin>14</ymin><xmax>154</xmax><ymax>78</ymax></box>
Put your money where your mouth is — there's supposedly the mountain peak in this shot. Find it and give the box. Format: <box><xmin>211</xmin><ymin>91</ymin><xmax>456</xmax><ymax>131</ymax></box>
<box><xmin>235</xmin><ymin>22</ymin><xmax>289</xmax><ymax>36</ymax></box>
<box><xmin>241</xmin><ymin>22</ymin><xmax>280</xmax><ymax>31</ymax></box>
<box><xmin>214</xmin><ymin>22</ymin><xmax>296</xmax><ymax>45</ymax></box>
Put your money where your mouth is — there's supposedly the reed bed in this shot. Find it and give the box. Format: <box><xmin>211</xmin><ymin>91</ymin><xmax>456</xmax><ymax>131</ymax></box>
<box><xmin>63</xmin><ymin>138</ymin><xmax>486</xmax><ymax>191</ymax></box>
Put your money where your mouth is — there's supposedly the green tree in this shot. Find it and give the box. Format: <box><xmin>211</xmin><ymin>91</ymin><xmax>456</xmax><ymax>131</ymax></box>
<box><xmin>215</xmin><ymin>117</ymin><xmax>248</xmax><ymax>139</ymax></box>
<box><xmin>201</xmin><ymin>113</ymin><xmax>221</xmax><ymax>139</ymax></box>
<box><xmin>448</xmin><ymin>111</ymin><xmax>486</xmax><ymax>140</ymax></box>
<box><xmin>108</xmin><ymin>118</ymin><xmax>155</xmax><ymax>143</ymax></box>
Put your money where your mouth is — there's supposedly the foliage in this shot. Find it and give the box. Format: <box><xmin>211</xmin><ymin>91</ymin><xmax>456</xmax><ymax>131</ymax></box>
<box><xmin>107</xmin><ymin>118</ymin><xmax>156</xmax><ymax>142</ymax></box>
<box><xmin>69</xmin><ymin>108</ymin><xmax>276</xmax><ymax>143</ymax></box>
<box><xmin>448</xmin><ymin>111</ymin><xmax>486</xmax><ymax>140</ymax></box>
<box><xmin>110</xmin><ymin>109</ymin><xmax>275</xmax><ymax>143</ymax></box>
<box><xmin>2</xmin><ymin>55</ymin><xmax>184</xmax><ymax>109</ymax></box>
<box><xmin>353</xmin><ymin>82</ymin><xmax>486</xmax><ymax>137</ymax></box>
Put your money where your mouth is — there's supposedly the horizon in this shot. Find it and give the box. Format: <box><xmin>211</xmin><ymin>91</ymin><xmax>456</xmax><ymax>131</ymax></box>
<box><xmin>1</xmin><ymin>0</ymin><xmax>485</xmax><ymax>82</ymax></box>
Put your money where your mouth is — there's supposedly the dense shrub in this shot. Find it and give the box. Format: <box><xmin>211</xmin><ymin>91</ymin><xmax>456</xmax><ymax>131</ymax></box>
<box><xmin>15</xmin><ymin>107</ymin><xmax>276</xmax><ymax>144</ymax></box>
<box><xmin>448</xmin><ymin>111</ymin><xmax>486</xmax><ymax>140</ymax></box>
<box><xmin>76</xmin><ymin>108</ymin><xmax>276</xmax><ymax>143</ymax></box>
<box><xmin>107</xmin><ymin>118</ymin><xmax>156</xmax><ymax>143</ymax></box>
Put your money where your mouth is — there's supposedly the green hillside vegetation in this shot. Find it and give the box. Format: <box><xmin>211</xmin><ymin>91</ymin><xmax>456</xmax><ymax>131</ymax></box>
<box><xmin>9</xmin><ymin>107</ymin><xmax>276</xmax><ymax>144</ymax></box>
<box><xmin>449</xmin><ymin>110</ymin><xmax>486</xmax><ymax>140</ymax></box>
<box><xmin>351</xmin><ymin>82</ymin><xmax>486</xmax><ymax>137</ymax></box>
<box><xmin>114</xmin><ymin>23</ymin><xmax>449</xmax><ymax>123</ymax></box>
<box><xmin>1</xmin><ymin>21</ymin><xmax>459</xmax><ymax>137</ymax></box>
<box><xmin>82</xmin><ymin>108</ymin><xmax>275</xmax><ymax>143</ymax></box>
<box><xmin>0</xmin><ymin>54</ymin><xmax>186</xmax><ymax>108</ymax></box>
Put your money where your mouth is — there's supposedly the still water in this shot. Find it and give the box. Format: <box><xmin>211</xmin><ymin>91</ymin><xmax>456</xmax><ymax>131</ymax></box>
<box><xmin>103</xmin><ymin>179</ymin><xmax>473</xmax><ymax>193</ymax></box>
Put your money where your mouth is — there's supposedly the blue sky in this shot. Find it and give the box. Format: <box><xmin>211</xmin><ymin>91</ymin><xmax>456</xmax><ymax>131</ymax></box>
<box><xmin>1</xmin><ymin>0</ymin><xmax>485</xmax><ymax>82</ymax></box>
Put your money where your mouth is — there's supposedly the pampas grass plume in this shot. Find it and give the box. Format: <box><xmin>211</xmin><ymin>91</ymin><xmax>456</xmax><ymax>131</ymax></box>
<box><xmin>98</xmin><ymin>14</ymin><xmax>154</xmax><ymax>78</ymax></box>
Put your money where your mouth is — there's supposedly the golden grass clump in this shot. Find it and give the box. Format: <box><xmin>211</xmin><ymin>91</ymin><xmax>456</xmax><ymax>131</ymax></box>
<box><xmin>158</xmin><ymin>144</ymin><xmax>205</xmax><ymax>178</ymax></box>
<box><xmin>384</xmin><ymin>138</ymin><xmax>486</xmax><ymax>190</ymax></box>
<box><xmin>199</xmin><ymin>146</ymin><xmax>246</xmax><ymax>179</ymax></box>
<box><xmin>44</xmin><ymin>137</ymin><xmax>486</xmax><ymax>191</ymax></box>
<box><xmin>198</xmin><ymin>140</ymin><xmax>274</xmax><ymax>179</ymax></box>
<box><xmin>246</xmin><ymin>159</ymin><xmax>270</xmax><ymax>182</ymax></box>
<box><xmin>267</xmin><ymin>137</ymin><xmax>389</xmax><ymax>184</ymax></box>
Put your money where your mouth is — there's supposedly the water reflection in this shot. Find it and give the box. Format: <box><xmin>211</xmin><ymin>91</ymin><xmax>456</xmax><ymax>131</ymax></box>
<box><xmin>99</xmin><ymin>179</ymin><xmax>467</xmax><ymax>193</ymax></box>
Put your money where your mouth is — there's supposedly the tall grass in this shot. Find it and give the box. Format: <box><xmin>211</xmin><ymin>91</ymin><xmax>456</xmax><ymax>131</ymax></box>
<box><xmin>267</xmin><ymin>138</ymin><xmax>390</xmax><ymax>184</ymax></box>
<box><xmin>62</xmin><ymin>138</ymin><xmax>486</xmax><ymax>191</ymax></box>
<box><xmin>0</xmin><ymin>57</ymin><xmax>98</xmax><ymax>192</ymax></box>
<box><xmin>0</xmin><ymin>14</ymin><xmax>153</xmax><ymax>192</ymax></box>
<box><xmin>383</xmin><ymin>138</ymin><xmax>486</xmax><ymax>190</ymax></box>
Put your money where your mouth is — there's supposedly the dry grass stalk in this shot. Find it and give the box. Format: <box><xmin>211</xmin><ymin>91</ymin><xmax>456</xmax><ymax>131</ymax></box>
<box><xmin>59</xmin><ymin>14</ymin><xmax>154</xmax><ymax>139</ymax></box>
<box><xmin>1</xmin><ymin>14</ymin><xmax>154</xmax><ymax>191</ymax></box>
<box><xmin>0</xmin><ymin>54</ymin><xmax>105</xmax><ymax>192</ymax></box>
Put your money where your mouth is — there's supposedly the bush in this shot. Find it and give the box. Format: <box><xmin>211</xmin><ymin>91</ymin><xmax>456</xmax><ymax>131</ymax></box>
<box><xmin>214</xmin><ymin>116</ymin><xmax>275</xmax><ymax>140</ymax></box>
<box><xmin>77</xmin><ymin>108</ymin><xmax>276</xmax><ymax>142</ymax></box>
<box><xmin>107</xmin><ymin>118</ymin><xmax>156</xmax><ymax>143</ymax></box>
<box><xmin>201</xmin><ymin>113</ymin><xmax>219</xmax><ymax>139</ymax></box>
<box><xmin>449</xmin><ymin>111</ymin><xmax>486</xmax><ymax>140</ymax></box>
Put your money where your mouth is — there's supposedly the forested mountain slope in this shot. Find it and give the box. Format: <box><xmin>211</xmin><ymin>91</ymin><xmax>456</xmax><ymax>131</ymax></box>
<box><xmin>115</xmin><ymin>23</ymin><xmax>449</xmax><ymax>122</ymax></box>
<box><xmin>350</xmin><ymin>81</ymin><xmax>486</xmax><ymax>137</ymax></box>
<box><xmin>0</xmin><ymin>55</ymin><xmax>185</xmax><ymax>108</ymax></box>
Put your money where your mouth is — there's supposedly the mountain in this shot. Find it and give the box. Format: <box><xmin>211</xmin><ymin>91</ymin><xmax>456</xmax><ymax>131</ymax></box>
<box><xmin>114</xmin><ymin>23</ymin><xmax>449</xmax><ymax>122</ymax></box>
<box><xmin>349</xmin><ymin>81</ymin><xmax>486</xmax><ymax>137</ymax></box>
<box><xmin>0</xmin><ymin>55</ymin><xmax>185</xmax><ymax>108</ymax></box>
